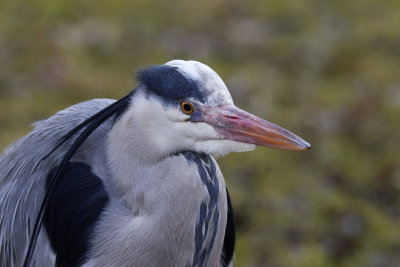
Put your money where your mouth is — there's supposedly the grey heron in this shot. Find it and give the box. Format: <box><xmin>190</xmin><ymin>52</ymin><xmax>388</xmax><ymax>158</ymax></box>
<box><xmin>0</xmin><ymin>60</ymin><xmax>310</xmax><ymax>266</ymax></box>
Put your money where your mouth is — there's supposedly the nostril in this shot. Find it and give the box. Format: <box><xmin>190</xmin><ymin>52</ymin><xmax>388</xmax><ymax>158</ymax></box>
<box><xmin>222</xmin><ymin>111</ymin><xmax>239</xmax><ymax>120</ymax></box>
<box><xmin>226</xmin><ymin>115</ymin><xmax>239</xmax><ymax>120</ymax></box>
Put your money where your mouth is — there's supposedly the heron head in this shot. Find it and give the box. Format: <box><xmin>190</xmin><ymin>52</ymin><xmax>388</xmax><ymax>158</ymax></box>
<box><xmin>115</xmin><ymin>60</ymin><xmax>310</xmax><ymax>161</ymax></box>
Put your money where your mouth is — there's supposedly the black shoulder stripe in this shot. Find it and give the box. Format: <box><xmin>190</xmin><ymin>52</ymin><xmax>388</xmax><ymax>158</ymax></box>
<box><xmin>221</xmin><ymin>188</ymin><xmax>235</xmax><ymax>266</ymax></box>
<box><xmin>44</xmin><ymin>162</ymin><xmax>109</xmax><ymax>267</ymax></box>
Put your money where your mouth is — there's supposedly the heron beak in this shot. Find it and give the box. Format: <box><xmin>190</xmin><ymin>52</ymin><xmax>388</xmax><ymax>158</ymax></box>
<box><xmin>196</xmin><ymin>105</ymin><xmax>311</xmax><ymax>151</ymax></box>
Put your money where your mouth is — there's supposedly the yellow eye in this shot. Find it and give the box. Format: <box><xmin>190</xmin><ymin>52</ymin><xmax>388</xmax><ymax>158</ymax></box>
<box><xmin>180</xmin><ymin>100</ymin><xmax>195</xmax><ymax>115</ymax></box>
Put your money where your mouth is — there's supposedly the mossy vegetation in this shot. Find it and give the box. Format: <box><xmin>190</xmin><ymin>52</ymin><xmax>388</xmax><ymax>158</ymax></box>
<box><xmin>1</xmin><ymin>0</ymin><xmax>399</xmax><ymax>266</ymax></box>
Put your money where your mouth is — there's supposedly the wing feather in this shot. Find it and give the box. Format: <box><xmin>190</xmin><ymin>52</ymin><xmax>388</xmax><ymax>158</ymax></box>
<box><xmin>0</xmin><ymin>99</ymin><xmax>115</xmax><ymax>266</ymax></box>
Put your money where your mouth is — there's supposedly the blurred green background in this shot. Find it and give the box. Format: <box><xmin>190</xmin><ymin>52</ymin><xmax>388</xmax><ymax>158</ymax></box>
<box><xmin>1</xmin><ymin>0</ymin><xmax>400</xmax><ymax>266</ymax></box>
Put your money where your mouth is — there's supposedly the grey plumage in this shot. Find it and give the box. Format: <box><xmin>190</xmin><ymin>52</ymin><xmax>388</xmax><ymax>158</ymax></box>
<box><xmin>0</xmin><ymin>60</ymin><xmax>310</xmax><ymax>267</ymax></box>
<box><xmin>0</xmin><ymin>99</ymin><xmax>114</xmax><ymax>266</ymax></box>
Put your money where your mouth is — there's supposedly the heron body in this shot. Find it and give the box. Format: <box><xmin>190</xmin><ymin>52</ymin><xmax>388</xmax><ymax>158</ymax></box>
<box><xmin>0</xmin><ymin>60</ymin><xmax>310</xmax><ymax>266</ymax></box>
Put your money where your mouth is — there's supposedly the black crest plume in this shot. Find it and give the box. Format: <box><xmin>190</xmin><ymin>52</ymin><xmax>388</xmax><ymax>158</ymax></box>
<box><xmin>23</xmin><ymin>92</ymin><xmax>133</xmax><ymax>267</ymax></box>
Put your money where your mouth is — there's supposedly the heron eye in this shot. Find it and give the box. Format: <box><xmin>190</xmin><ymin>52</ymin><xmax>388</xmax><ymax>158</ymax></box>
<box><xmin>180</xmin><ymin>100</ymin><xmax>195</xmax><ymax>115</ymax></box>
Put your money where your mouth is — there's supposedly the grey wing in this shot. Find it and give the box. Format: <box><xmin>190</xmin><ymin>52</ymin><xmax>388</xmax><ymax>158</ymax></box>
<box><xmin>220</xmin><ymin>188</ymin><xmax>235</xmax><ymax>267</ymax></box>
<box><xmin>0</xmin><ymin>98</ymin><xmax>115</xmax><ymax>266</ymax></box>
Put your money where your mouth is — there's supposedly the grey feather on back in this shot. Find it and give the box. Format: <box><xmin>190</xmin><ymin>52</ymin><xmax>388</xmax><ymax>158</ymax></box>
<box><xmin>0</xmin><ymin>99</ymin><xmax>115</xmax><ymax>266</ymax></box>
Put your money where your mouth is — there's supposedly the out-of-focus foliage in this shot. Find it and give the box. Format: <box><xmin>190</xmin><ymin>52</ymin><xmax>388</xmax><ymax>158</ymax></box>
<box><xmin>1</xmin><ymin>0</ymin><xmax>399</xmax><ymax>266</ymax></box>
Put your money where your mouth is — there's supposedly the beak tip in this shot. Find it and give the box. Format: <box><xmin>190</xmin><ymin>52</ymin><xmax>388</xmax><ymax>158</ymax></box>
<box><xmin>301</xmin><ymin>142</ymin><xmax>311</xmax><ymax>151</ymax></box>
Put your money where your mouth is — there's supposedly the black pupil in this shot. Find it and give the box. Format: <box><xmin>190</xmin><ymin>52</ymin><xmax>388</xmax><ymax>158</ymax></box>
<box><xmin>183</xmin><ymin>104</ymin><xmax>192</xmax><ymax>112</ymax></box>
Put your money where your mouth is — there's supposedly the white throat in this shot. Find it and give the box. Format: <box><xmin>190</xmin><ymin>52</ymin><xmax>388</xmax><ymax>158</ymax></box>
<box><xmin>106</xmin><ymin>89</ymin><xmax>255</xmax><ymax>200</ymax></box>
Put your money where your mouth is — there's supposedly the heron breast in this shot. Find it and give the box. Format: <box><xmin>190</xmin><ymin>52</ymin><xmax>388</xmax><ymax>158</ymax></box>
<box><xmin>181</xmin><ymin>152</ymin><xmax>221</xmax><ymax>267</ymax></box>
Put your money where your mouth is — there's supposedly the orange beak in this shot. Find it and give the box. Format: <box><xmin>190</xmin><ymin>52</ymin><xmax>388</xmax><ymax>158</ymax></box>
<box><xmin>195</xmin><ymin>105</ymin><xmax>311</xmax><ymax>151</ymax></box>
